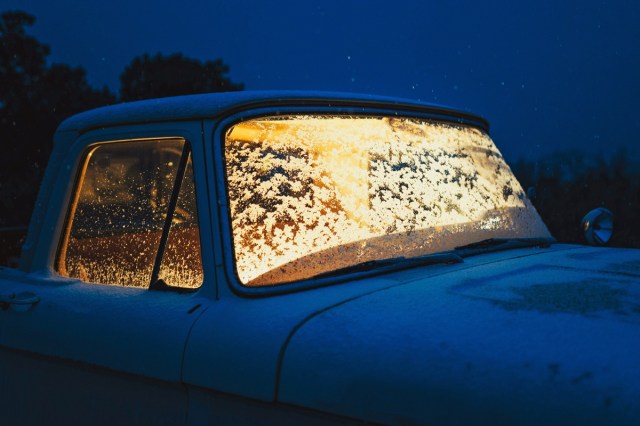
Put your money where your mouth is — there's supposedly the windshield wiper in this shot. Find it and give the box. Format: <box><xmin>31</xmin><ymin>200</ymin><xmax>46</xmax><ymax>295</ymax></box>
<box><xmin>312</xmin><ymin>252</ymin><xmax>463</xmax><ymax>280</ymax></box>
<box><xmin>454</xmin><ymin>237</ymin><xmax>552</xmax><ymax>256</ymax></box>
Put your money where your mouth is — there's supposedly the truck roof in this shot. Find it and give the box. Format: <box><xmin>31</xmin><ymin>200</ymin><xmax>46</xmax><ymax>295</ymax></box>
<box><xmin>56</xmin><ymin>90</ymin><xmax>490</xmax><ymax>135</ymax></box>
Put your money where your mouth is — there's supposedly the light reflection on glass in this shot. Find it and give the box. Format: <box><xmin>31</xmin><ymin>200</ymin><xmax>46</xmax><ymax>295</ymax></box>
<box><xmin>225</xmin><ymin>116</ymin><xmax>550</xmax><ymax>286</ymax></box>
<box><xmin>58</xmin><ymin>139</ymin><xmax>203</xmax><ymax>288</ymax></box>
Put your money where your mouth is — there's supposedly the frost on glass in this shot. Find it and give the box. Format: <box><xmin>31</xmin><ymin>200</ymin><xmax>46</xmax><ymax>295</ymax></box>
<box><xmin>158</xmin><ymin>157</ymin><xmax>203</xmax><ymax>288</ymax></box>
<box><xmin>57</xmin><ymin>139</ymin><xmax>203</xmax><ymax>288</ymax></box>
<box><xmin>225</xmin><ymin>116</ymin><xmax>551</xmax><ymax>286</ymax></box>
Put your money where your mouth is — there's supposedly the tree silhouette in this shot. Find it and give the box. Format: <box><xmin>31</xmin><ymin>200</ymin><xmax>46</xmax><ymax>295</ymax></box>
<box><xmin>1</xmin><ymin>10</ymin><xmax>248</xmax><ymax>263</ymax></box>
<box><xmin>511</xmin><ymin>150</ymin><xmax>640</xmax><ymax>248</ymax></box>
<box><xmin>0</xmin><ymin>11</ymin><xmax>115</xmax><ymax>227</ymax></box>
<box><xmin>3</xmin><ymin>8</ymin><xmax>637</xmax><ymax>263</ymax></box>
<box><xmin>120</xmin><ymin>53</ymin><xmax>243</xmax><ymax>102</ymax></box>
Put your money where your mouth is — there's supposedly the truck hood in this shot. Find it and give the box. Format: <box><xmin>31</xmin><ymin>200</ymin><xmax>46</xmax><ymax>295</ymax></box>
<box><xmin>277</xmin><ymin>245</ymin><xmax>640</xmax><ymax>425</ymax></box>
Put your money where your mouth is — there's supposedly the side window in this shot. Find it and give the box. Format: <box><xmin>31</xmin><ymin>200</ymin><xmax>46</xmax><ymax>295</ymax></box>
<box><xmin>56</xmin><ymin>138</ymin><xmax>203</xmax><ymax>289</ymax></box>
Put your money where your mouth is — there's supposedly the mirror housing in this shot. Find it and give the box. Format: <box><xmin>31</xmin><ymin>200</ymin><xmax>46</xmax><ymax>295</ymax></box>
<box><xmin>582</xmin><ymin>208</ymin><xmax>613</xmax><ymax>246</ymax></box>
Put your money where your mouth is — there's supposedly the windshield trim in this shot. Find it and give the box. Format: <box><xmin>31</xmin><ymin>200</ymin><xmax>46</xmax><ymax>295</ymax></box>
<box><xmin>212</xmin><ymin>105</ymin><xmax>538</xmax><ymax>297</ymax></box>
<box><xmin>454</xmin><ymin>237</ymin><xmax>555</xmax><ymax>258</ymax></box>
<box><xmin>310</xmin><ymin>252</ymin><xmax>464</xmax><ymax>280</ymax></box>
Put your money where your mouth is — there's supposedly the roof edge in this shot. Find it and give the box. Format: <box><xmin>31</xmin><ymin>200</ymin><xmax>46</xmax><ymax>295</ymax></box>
<box><xmin>57</xmin><ymin>90</ymin><xmax>489</xmax><ymax>135</ymax></box>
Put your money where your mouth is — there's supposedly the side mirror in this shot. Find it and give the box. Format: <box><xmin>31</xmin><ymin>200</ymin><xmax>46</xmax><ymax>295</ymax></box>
<box><xmin>582</xmin><ymin>208</ymin><xmax>613</xmax><ymax>246</ymax></box>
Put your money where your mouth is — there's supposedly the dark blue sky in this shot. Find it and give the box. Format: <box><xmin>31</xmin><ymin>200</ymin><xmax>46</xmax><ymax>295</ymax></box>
<box><xmin>9</xmin><ymin>0</ymin><xmax>640</xmax><ymax>162</ymax></box>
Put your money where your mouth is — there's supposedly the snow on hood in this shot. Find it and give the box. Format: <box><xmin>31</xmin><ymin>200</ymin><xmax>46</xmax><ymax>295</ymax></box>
<box><xmin>277</xmin><ymin>245</ymin><xmax>640</xmax><ymax>425</ymax></box>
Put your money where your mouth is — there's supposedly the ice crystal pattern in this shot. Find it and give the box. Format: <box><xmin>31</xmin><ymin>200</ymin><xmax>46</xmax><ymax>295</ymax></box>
<box><xmin>226</xmin><ymin>116</ymin><xmax>550</xmax><ymax>285</ymax></box>
<box><xmin>59</xmin><ymin>139</ymin><xmax>203</xmax><ymax>288</ymax></box>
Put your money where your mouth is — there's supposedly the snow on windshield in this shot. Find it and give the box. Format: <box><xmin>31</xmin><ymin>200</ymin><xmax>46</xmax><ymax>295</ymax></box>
<box><xmin>225</xmin><ymin>115</ymin><xmax>550</xmax><ymax>286</ymax></box>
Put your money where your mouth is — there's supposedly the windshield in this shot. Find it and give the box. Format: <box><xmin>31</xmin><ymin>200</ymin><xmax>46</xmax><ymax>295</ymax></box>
<box><xmin>224</xmin><ymin>115</ymin><xmax>551</xmax><ymax>286</ymax></box>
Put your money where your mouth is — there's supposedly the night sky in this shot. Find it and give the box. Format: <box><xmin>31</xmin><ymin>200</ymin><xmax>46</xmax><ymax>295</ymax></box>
<box><xmin>8</xmin><ymin>0</ymin><xmax>640</xmax><ymax>162</ymax></box>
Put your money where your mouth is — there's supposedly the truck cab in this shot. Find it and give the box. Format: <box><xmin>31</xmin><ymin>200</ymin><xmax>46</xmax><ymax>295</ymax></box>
<box><xmin>1</xmin><ymin>91</ymin><xmax>638</xmax><ymax>425</ymax></box>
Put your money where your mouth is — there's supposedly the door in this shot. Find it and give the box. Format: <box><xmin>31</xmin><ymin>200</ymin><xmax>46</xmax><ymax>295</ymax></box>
<box><xmin>0</xmin><ymin>127</ymin><xmax>210</xmax><ymax>425</ymax></box>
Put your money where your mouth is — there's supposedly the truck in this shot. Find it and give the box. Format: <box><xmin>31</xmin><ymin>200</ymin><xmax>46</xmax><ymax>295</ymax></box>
<box><xmin>1</xmin><ymin>91</ymin><xmax>638</xmax><ymax>425</ymax></box>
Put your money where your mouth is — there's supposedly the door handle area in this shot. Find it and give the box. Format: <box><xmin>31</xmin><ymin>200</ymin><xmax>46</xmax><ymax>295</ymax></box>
<box><xmin>0</xmin><ymin>292</ymin><xmax>40</xmax><ymax>312</ymax></box>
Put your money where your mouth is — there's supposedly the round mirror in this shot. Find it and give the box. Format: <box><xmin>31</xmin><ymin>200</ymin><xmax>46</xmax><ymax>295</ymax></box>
<box><xmin>582</xmin><ymin>208</ymin><xmax>613</xmax><ymax>246</ymax></box>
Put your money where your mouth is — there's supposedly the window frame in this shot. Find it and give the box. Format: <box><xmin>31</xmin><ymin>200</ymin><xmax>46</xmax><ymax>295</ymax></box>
<box><xmin>211</xmin><ymin>105</ymin><xmax>493</xmax><ymax>297</ymax></box>
<box><xmin>48</xmin><ymin>123</ymin><xmax>211</xmax><ymax>295</ymax></box>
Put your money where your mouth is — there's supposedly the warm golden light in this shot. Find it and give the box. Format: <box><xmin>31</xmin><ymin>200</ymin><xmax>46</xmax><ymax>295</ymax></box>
<box><xmin>225</xmin><ymin>116</ymin><xmax>550</xmax><ymax>285</ymax></box>
<box><xmin>58</xmin><ymin>139</ymin><xmax>203</xmax><ymax>288</ymax></box>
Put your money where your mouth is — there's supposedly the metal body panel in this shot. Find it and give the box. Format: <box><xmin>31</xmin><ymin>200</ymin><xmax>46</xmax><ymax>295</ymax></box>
<box><xmin>182</xmin><ymin>275</ymin><xmax>400</xmax><ymax>401</ymax></box>
<box><xmin>57</xmin><ymin>91</ymin><xmax>488</xmax><ymax>135</ymax></box>
<box><xmin>278</xmin><ymin>246</ymin><xmax>640</xmax><ymax>424</ymax></box>
<box><xmin>0</xmin><ymin>120</ymin><xmax>210</xmax><ymax>424</ymax></box>
<box><xmin>0</xmin><ymin>92</ymin><xmax>638</xmax><ymax>425</ymax></box>
<box><xmin>0</xmin><ymin>347</ymin><xmax>187</xmax><ymax>425</ymax></box>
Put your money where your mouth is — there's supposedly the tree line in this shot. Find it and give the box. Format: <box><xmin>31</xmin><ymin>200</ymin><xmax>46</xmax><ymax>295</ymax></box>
<box><xmin>0</xmin><ymin>10</ymin><xmax>242</xmax><ymax>228</ymax></box>
<box><xmin>511</xmin><ymin>150</ymin><xmax>639</xmax><ymax>248</ymax></box>
<box><xmin>1</xmin><ymin>10</ymin><xmax>637</xmax><ymax>250</ymax></box>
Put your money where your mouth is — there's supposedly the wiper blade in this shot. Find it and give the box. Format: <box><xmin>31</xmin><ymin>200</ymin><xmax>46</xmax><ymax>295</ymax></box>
<box><xmin>454</xmin><ymin>238</ymin><xmax>552</xmax><ymax>255</ymax></box>
<box><xmin>312</xmin><ymin>252</ymin><xmax>463</xmax><ymax>280</ymax></box>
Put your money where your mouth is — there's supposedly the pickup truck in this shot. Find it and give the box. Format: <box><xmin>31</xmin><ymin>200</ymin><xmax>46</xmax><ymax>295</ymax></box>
<box><xmin>1</xmin><ymin>91</ymin><xmax>638</xmax><ymax>425</ymax></box>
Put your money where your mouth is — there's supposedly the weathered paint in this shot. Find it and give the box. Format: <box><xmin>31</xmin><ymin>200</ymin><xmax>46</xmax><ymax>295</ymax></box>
<box><xmin>278</xmin><ymin>246</ymin><xmax>640</xmax><ymax>424</ymax></box>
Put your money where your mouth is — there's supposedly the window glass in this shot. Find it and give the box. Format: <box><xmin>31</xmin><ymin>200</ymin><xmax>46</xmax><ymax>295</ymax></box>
<box><xmin>157</xmin><ymin>158</ymin><xmax>203</xmax><ymax>287</ymax></box>
<box><xmin>224</xmin><ymin>115</ymin><xmax>551</xmax><ymax>286</ymax></box>
<box><xmin>57</xmin><ymin>138</ymin><xmax>203</xmax><ymax>289</ymax></box>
